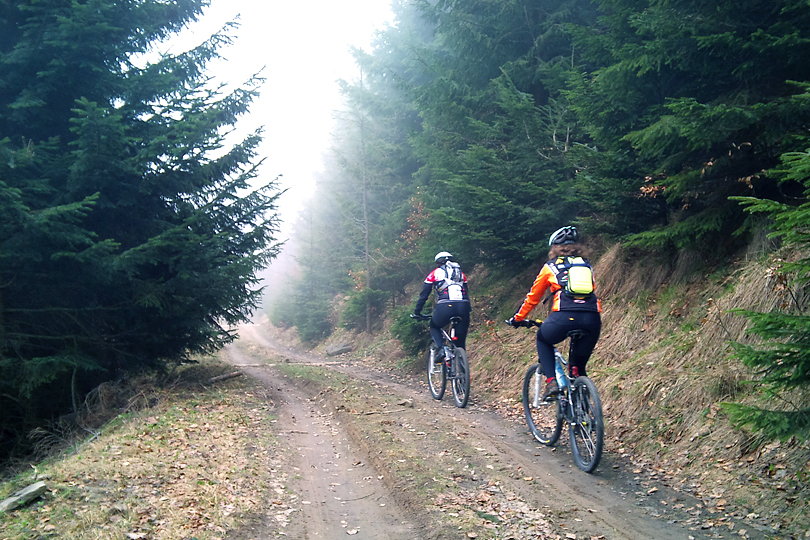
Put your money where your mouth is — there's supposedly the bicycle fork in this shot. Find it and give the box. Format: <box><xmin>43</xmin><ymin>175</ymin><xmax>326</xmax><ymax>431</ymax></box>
<box><xmin>531</xmin><ymin>366</ymin><xmax>543</xmax><ymax>408</ymax></box>
<box><xmin>569</xmin><ymin>387</ymin><xmax>595</xmax><ymax>441</ymax></box>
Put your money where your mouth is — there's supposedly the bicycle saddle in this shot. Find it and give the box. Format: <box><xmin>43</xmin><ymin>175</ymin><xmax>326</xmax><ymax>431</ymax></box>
<box><xmin>566</xmin><ymin>329</ymin><xmax>588</xmax><ymax>339</ymax></box>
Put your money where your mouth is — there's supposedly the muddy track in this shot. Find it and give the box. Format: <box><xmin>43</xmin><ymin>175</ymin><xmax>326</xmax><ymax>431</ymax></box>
<box><xmin>226</xmin><ymin>342</ymin><xmax>421</xmax><ymax>540</ymax></box>
<box><xmin>227</xmin><ymin>324</ymin><xmax>766</xmax><ymax>539</ymax></box>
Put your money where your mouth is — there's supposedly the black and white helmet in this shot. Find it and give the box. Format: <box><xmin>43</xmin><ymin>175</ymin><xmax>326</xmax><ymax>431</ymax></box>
<box><xmin>434</xmin><ymin>251</ymin><xmax>454</xmax><ymax>265</ymax></box>
<box><xmin>548</xmin><ymin>226</ymin><xmax>579</xmax><ymax>246</ymax></box>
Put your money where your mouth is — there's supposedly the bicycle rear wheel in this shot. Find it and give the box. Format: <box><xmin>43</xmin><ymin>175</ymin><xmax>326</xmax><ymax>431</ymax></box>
<box><xmin>522</xmin><ymin>364</ymin><xmax>562</xmax><ymax>445</ymax></box>
<box><xmin>426</xmin><ymin>345</ymin><xmax>446</xmax><ymax>400</ymax></box>
<box><xmin>569</xmin><ymin>376</ymin><xmax>604</xmax><ymax>473</ymax></box>
<box><xmin>450</xmin><ymin>348</ymin><xmax>470</xmax><ymax>408</ymax></box>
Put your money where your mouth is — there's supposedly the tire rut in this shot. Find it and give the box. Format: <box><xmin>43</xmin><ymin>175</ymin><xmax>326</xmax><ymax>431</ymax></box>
<box><xmin>226</xmin><ymin>343</ymin><xmax>422</xmax><ymax>540</ymax></box>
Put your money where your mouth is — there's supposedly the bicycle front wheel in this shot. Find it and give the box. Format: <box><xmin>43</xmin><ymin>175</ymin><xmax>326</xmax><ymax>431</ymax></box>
<box><xmin>450</xmin><ymin>348</ymin><xmax>470</xmax><ymax>408</ymax></box>
<box><xmin>426</xmin><ymin>346</ymin><xmax>446</xmax><ymax>400</ymax></box>
<box><xmin>569</xmin><ymin>376</ymin><xmax>604</xmax><ymax>473</ymax></box>
<box><xmin>522</xmin><ymin>364</ymin><xmax>562</xmax><ymax>445</ymax></box>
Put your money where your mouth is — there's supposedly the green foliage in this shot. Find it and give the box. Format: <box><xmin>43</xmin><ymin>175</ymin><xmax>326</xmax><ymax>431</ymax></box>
<box><xmin>402</xmin><ymin>1</ymin><xmax>602</xmax><ymax>266</ymax></box>
<box><xmin>720</xmin><ymin>403</ymin><xmax>810</xmax><ymax>441</ymax></box>
<box><xmin>269</xmin><ymin>290</ymin><xmax>332</xmax><ymax>344</ymax></box>
<box><xmin>729</xmin><ymin>312</ymin><xmax>810</xmax><ymax>391</ymax></box>
<box><xmin>390</xmin><ymin>310</ymin><xmax>431</xmax><ymax>357</ymax></box>
<box><xmin>735</xmin><ymin>148</ymin><xmax>810</xmax><ymax>282</ymax></box>
<box><xmin>292</xmin><ymin>307</ymin><xmax>334</xmax><ymax>345</ymax></box>
<box><xmin>0</xmin><ymin>1</ymin><xmax>281</xmax><ymax>459</ymax></box>
<box><xmin>724</xmin><ymin>148</ymin><xmax>810</xmax><ymax>441</ymax></box>
<box><xmin>567</xmin><ymin>0</ymin><xmax>810</xmax><ymax>250</ymax></box>
<box><xmin>340</xmin><ymin>288</ymin><xmax>388</xmax><ymax>331</ymax></box>
<box><xmin>624</xmin><ymin>204</ymin><xmax>742</xmax><ymax>253</ymax></box>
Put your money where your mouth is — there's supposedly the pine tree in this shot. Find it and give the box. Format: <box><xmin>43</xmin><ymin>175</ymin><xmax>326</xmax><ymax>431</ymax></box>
<box><xmin>723</xmin><ymin>147</ymin><xmax>810</xmax><ymax>441</ymax></box>
<box><xmin>0</xmin><ymin>0</ymin><xmax>281</xmax><ymax>458</ymax></box>
<box><xmin>568</xmin><ymin>0</ymin><xmax>810</xmax><ymax>250</ymax></box>
<box><xmin>397</xmin><ymin>0</ymin><xmax>600</xmax><ymax>265</ymax></box>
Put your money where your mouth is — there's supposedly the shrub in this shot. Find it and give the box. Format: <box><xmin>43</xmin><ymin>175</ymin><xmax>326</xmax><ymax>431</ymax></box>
<box><xmin>340</xmin><ymin>288</ymin><xmax>388</xmax><ymax>331</ymax></box>
<box><xmin>390</xmin><ymin>309</ymin><xmax>431</xmax><ymax>357</ymax></box>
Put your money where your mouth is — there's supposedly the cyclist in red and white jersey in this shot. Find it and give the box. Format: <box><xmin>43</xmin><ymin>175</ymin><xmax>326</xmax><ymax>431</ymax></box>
<box><xmin>413</xmin><ymin>251</ymin><xmax>472</xmax><ymax>359</ymax></box>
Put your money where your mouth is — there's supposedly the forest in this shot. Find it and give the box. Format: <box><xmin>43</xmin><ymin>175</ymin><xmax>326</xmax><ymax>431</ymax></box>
<box><xmin>0</xmin><ymin>0</ymin><xmax>283</xmax><ymax>461</ymax></box>
<box><xmin>271</xmin><ymin>0</ymin><xmax>809</xmax><ymax>439</ymax></box>
<box><xmin>1</xmin><ymin>0</ymin><xmax>808</xmax><ymax>463</ymax></box>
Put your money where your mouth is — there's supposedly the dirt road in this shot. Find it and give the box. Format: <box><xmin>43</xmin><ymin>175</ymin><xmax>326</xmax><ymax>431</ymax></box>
<box><xmin>225</xmin><ymin>324</ymin><xmax>763</xmax><ymax>539</ymax></box>
<box><xmin>226</xmin><ymin>341</ymin><xmax>420</xmax><ymax>540</ymax></box>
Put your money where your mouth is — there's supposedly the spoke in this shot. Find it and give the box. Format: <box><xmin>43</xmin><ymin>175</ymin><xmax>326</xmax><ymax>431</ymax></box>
<box><xmin>577</xmin><ymin>427</ymin><xmax>596</xmax><ymax>458</ymax></box>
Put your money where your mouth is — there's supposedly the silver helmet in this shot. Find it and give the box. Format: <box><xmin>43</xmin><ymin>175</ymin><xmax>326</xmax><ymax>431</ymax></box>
<box><xmin>548</xmin><ymin>226</ymin><xmax>579</xmax><ymax>246</ymax></box>
<box><xmin>434</xmin><ymin>251</ymin><xmax>454</xmax><ymax>264</ymax></box>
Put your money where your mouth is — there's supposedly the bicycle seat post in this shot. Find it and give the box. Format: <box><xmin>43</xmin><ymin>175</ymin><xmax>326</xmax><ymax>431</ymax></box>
<box><xmin>554</xmin><ymin>352</ymin><xmax>569</xmax><ymax>391</ymax></box>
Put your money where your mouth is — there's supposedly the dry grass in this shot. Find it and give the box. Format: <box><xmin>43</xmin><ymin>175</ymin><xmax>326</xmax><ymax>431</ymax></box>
<box><xmin>456</xmin><ymin>244</ymin><xmax>810</xmax><ymax>536</ymax></box>
<box><xmin>0</xmin><ymin>358</ymin><xmax>292</xmax><ymax>540</ymax></box>
<box><xmin>316</xmin><ymin>243</ymin><xmax>809</xmax><ymax>535</ymax></box>
<box><xmin>598</xmin><ymin>248</ymin><xmax>809</xmax><ymax>534</ymax></box>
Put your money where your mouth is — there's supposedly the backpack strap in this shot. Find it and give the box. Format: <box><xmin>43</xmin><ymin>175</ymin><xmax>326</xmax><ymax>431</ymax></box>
<box><xmin>542</xmin><ymin>257</ymin><xmax>567</xmax><ymax>304</ymax></box>
<box><xmin>435</xmin><ymin>262</ymin><xmax>462</xmax><ymax>292</ymax></box>
<box><xmin>546</xmin><ymin>257</ymin><xmax>569</xmax><ymax>280</ymax></box>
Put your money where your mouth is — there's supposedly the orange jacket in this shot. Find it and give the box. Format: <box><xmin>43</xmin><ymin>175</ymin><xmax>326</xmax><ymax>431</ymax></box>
<box><xmin>514</xmin><ymin>261</ymin><xmax>602</xmax><ymax>320</ymax></box>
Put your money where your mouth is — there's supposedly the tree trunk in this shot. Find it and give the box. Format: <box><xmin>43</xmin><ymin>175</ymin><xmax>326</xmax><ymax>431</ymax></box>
<box><xmin>359</xmin><ymin>68</ymin><xmax>372</xmax><ymax>334</ymax></box>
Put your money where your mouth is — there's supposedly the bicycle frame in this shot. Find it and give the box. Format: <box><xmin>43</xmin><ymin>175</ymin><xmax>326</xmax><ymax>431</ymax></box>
<box><xmin>525</xmin><ymin>323</ymin><xmax>577</xmax><ymax>402</ymax></box>
<box><xmin>512</xmin><ymin>318</ymin><xmax>603</xmax><ymax>472</ymax></box>
<box><xmin>419</xmin><ymin>313</ymin><xmax>470</xmax><ymax>408</ymax></box>
<box><xmin>440</xmin><ymin>316</ymin><xmax>460</xmax><ymax>345</ymax></box>
<box><xmin>554</xmin><ymin>349</ymin><xmax>575</xmax><ymax>419</ymax></box>
<box><xmin>528</xmin><ymin>349</ymin><xmax>573</xmax><ymax>412</ymax></box>
<box><xmin>438</xmin><ymin>317</ymin><xmax>461</xmax><ymax>377</ymax></box>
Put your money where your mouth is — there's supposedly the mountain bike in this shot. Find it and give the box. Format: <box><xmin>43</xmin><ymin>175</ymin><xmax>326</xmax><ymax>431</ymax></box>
<box><xmin>411</xmin><ymin>313</ymin><xmax>470</xmax><ymax>408</ymax></box>
<box><xmin>507</xmin><ymin>319</ymin><xmax>604</xmax><ymax>473</ymax></box>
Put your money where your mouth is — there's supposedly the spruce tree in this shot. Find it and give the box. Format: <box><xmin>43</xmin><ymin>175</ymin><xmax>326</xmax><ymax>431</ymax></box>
<box><xmin>392</xmin><ymin>0</ymin><xmax>601</xmax><ymax>266</ymax></box>
<box><xmin>0</xmin><ymin>0</ymin><xmax>281</xmax><ymax>458</ymax></box>
<box><xmin>724</xmin><ymin>147</ymin><xmax>810</xmax><ymax>441</ymax></box>
<box><xmin>568</xmin><ymin>0</ymin><xmax>810</xmax><ymax>250</ymax></box>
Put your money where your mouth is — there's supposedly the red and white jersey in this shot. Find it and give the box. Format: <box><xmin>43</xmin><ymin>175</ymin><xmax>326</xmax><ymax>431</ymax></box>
<box><xmin>424</xmin><ymin>266</ymin><xmax>469</xmax><ymax>303</ymax></box>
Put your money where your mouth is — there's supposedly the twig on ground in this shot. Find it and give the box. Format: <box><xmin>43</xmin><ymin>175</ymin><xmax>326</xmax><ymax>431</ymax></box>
<box><xmin>361</xmin><ymin>408</ymin><xmax>408</xmax><ymax>416</ymax></box>
<box><xmin>207</xmin><ymin>371</ymin><xmax>243</xmax><ymax>384</ymax></box>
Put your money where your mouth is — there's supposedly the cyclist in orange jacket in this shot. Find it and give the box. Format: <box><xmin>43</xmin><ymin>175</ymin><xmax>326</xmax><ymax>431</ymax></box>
<box><xmin>507</xmin><ymin>226</ymin><xmax>602</xmax><ymax>399</ymax></box>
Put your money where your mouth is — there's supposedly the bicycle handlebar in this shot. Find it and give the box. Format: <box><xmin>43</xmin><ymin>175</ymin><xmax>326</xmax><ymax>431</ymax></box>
<box><xmin>410</xmin><ymin>313</ymin><xmax>431</xmax><ymax>321</ymax></box>
<box><xmin>504</xmin><ymin>318</ymin><xmax>542</xmax><ymax>328</ymax></box>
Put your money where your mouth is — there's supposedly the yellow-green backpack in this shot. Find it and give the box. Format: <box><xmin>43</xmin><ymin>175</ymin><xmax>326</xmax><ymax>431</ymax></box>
<box><xmin>552</xmin><ymin>256</ymin><xmax>594</xmax><ymax>296</ymax></box>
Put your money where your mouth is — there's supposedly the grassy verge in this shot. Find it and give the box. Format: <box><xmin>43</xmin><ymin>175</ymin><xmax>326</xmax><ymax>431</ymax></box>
<box><xmin>0</xmin><ymin>357</ymin><xmax>293</xmax><ymax>540</ymax></box>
